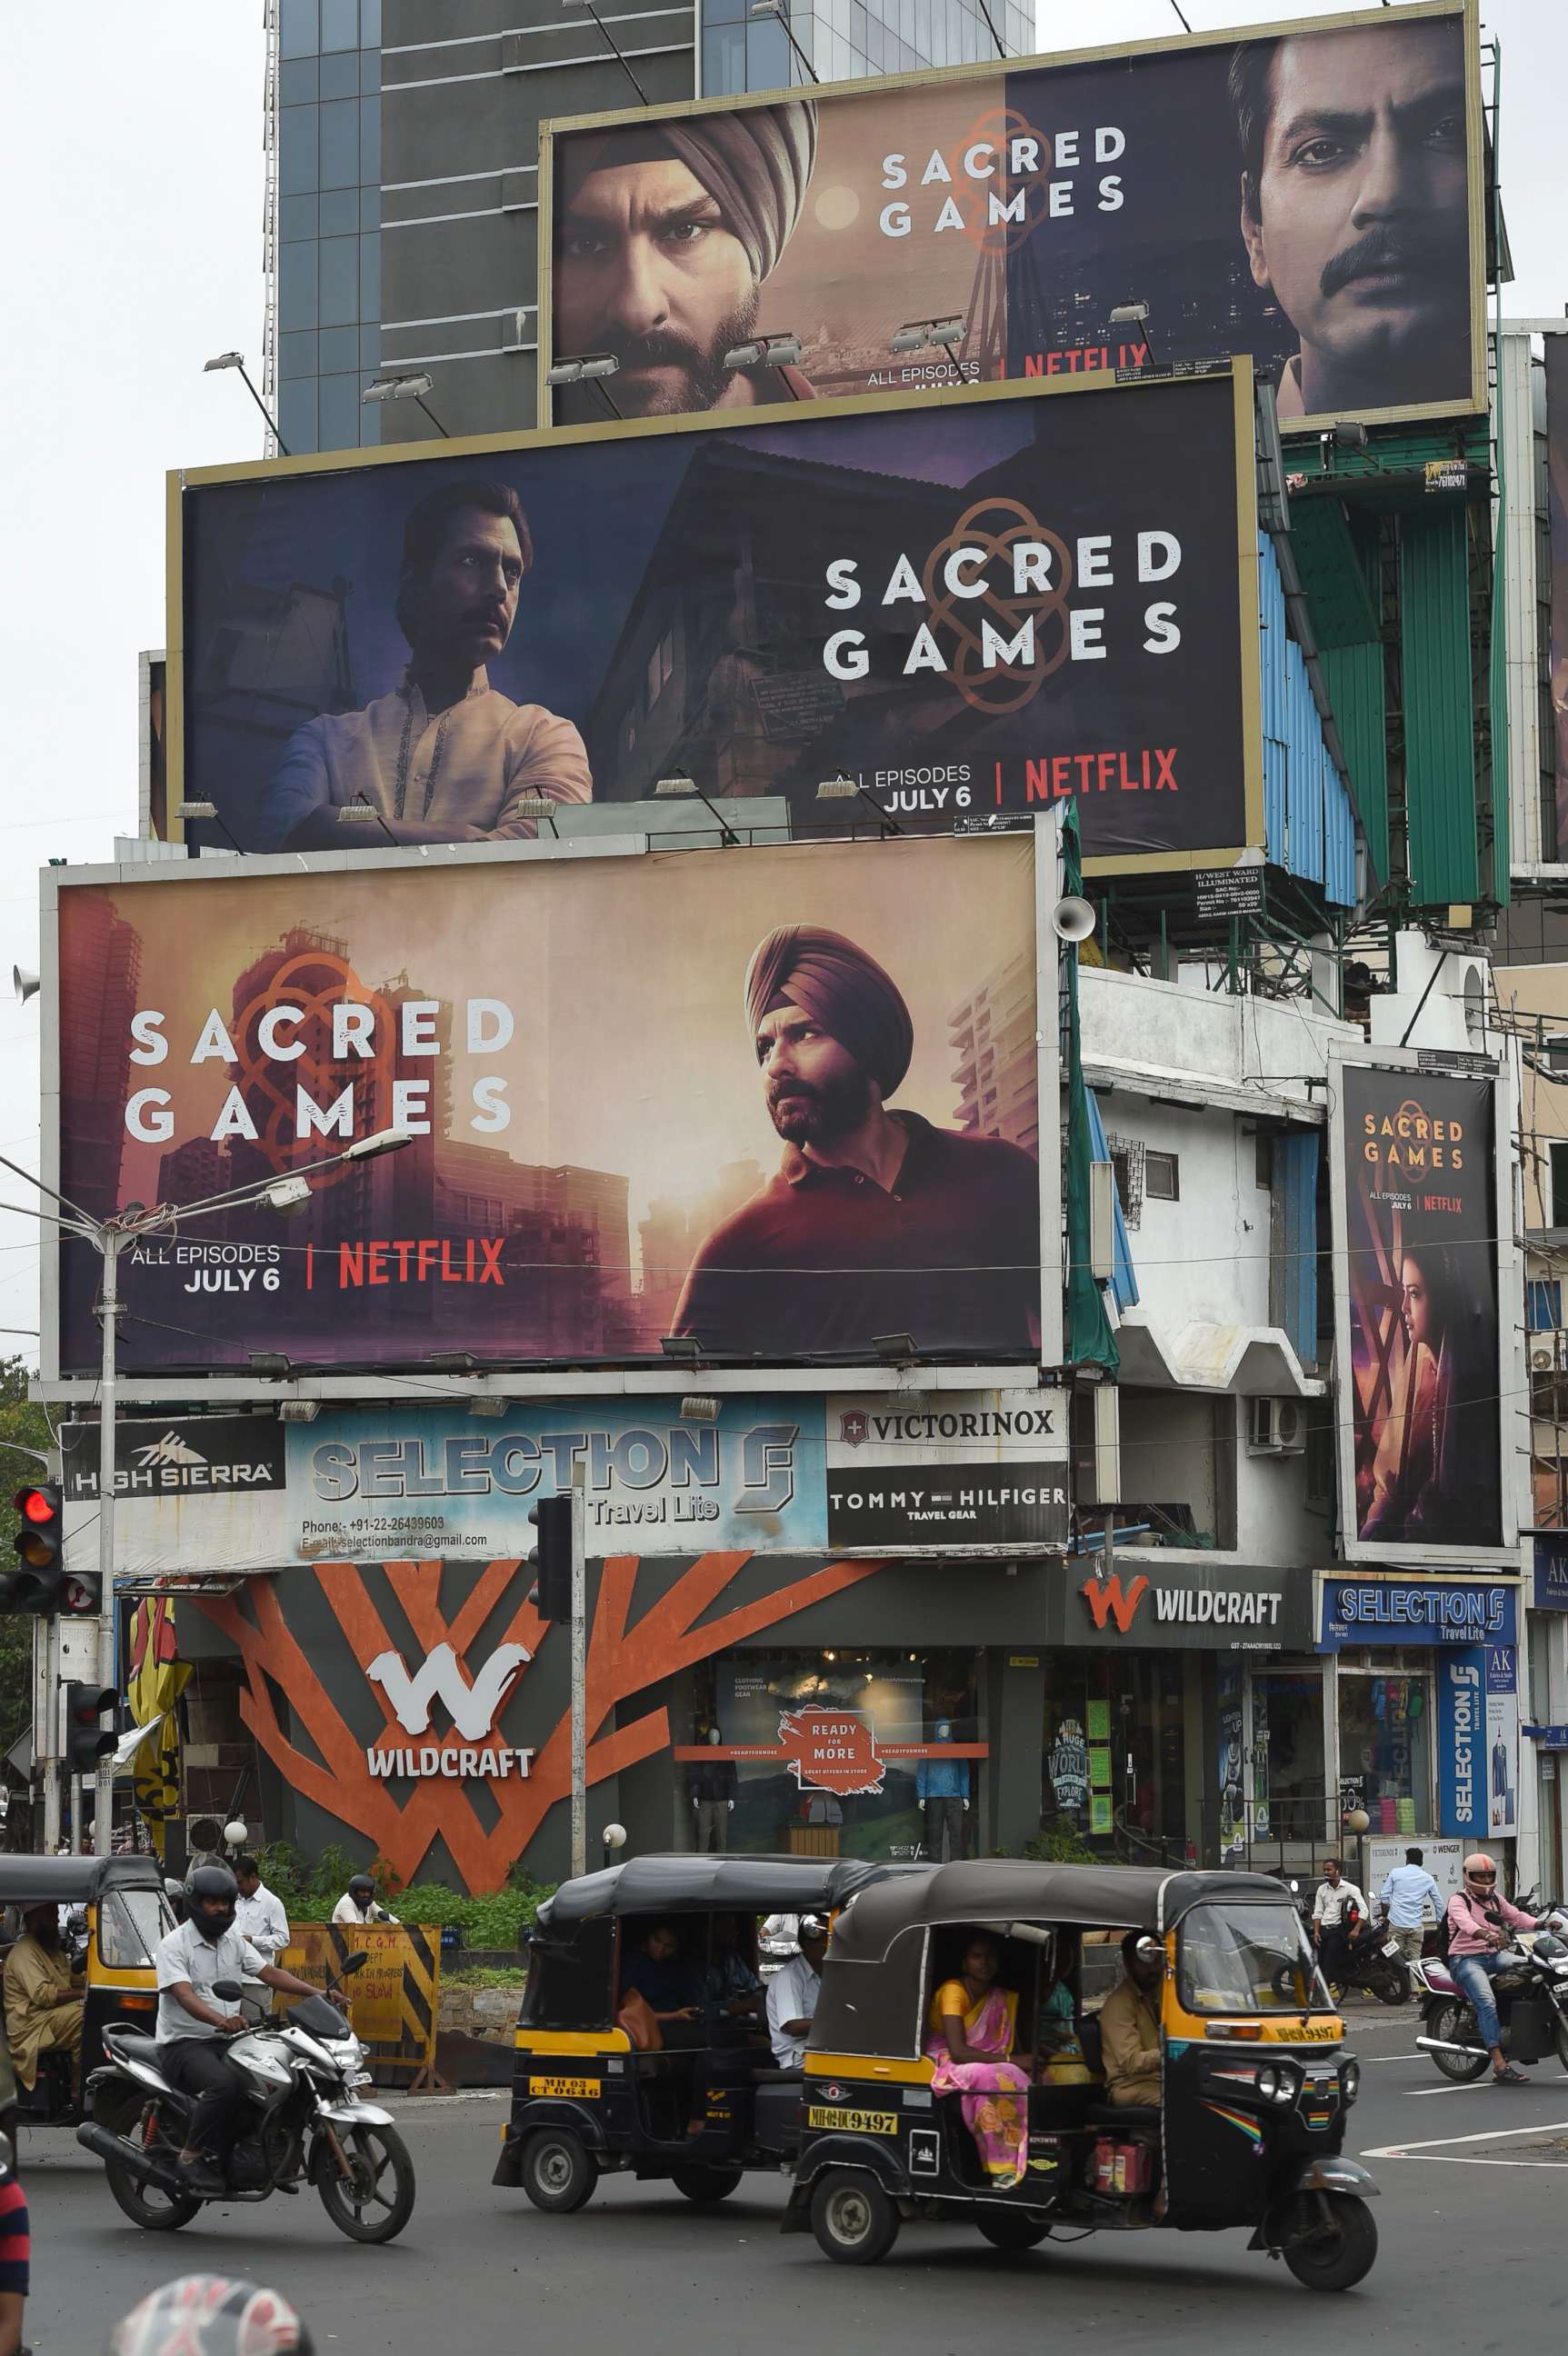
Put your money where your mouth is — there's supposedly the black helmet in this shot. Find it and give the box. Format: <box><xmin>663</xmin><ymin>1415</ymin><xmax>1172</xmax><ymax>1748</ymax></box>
<box><xmin>188</xmin><ymin>1863</ymin><xmax>239</xmax><ymax>1942</ymax></box>
<box><xmin>109</xmin><ymin>2275</ymin><xmax>313</xmax><ymax>2356</ymax></box>
<box><xmin>348</xmin><ymin>1873</ymin><xmax>375</xmax><ymax>1900</ymax></box>
<box><xmin>1532</xmin><ymin>1931</ymin><xmax>1566</xmax><ymax>1963</ymax></box>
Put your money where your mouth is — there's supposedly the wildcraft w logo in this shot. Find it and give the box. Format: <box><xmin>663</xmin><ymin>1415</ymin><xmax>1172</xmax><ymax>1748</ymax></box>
<box><xmin>1080</xmin><ymin>1572</ymin><xmax>1150</xmax><ymax>1634</ymax></box>
<box><xmin>365</xmin><ymin>1642</ymin><xmax>530</xmax><ymax>1740</ymax></box>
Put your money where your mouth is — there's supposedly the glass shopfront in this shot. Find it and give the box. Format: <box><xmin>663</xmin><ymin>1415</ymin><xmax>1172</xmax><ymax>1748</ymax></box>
<box><xmin>1040</xmin><ymin>1649</ymin><xmax>1187</xmax><ymax>1854</ymax></box>
<box><xmin>1336</xmin><ymin>1661</ymin><xmax>1434</xmax><ymax>1837</ymax></box>
<box><xmin>682</xmin><ymin>1647</ymin><xmax>984</xmax><ymax>1861</ymax></box>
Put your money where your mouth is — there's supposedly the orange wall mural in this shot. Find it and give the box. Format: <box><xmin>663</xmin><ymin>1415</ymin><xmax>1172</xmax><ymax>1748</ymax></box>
<box><xmin>197</xmin><ymin>1551</ymin><xmax>884</xmax><ymax>1890</ymax></box>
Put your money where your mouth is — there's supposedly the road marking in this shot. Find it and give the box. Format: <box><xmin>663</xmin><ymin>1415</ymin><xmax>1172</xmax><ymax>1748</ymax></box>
<box><xmin>1362</xmin><ymin>2115</ymin><xmax>1568</xmax><ymax>2159</ymax></box>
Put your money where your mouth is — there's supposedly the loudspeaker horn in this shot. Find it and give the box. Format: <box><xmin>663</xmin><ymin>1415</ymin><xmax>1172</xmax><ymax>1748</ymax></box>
<box><xmin>12</xmin><ymin>967</ymin><xmax>39</xmax><ymax>1006</ymax></box>
<box><xmin>1052</xmin><ymin>896</ymin><xmax>1096</xmax><ymax>944</ymax></box>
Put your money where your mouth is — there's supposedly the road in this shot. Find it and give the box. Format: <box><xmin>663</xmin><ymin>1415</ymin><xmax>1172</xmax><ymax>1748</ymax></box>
<box><xmin>21</xmin><ymin>2007</ymin><xmax>1568</xmax><ymax>2353</ymax></box>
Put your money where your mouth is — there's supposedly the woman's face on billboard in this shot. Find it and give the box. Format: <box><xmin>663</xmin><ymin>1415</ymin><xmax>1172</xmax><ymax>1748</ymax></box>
<box><xmin>1400</xmin><ymin>1254</ymin><xmax>1434</xmax><ymax>1349</ymax></box>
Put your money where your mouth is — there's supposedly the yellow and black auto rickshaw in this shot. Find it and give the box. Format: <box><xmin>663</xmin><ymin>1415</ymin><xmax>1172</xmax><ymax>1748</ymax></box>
<box><xmin>494</xmin><ymin>1853</ymin><xmax>907</xmax><ymax>2212</ymax></box>
<box><xmin>0</xmin><ymin>1855</ymin><xmax>175</xmax><ymax>2126</ymax></box>
<box><xmin>789</xmin><ymin>1861</ymin><xmax>1376</xmax><ymax>2291</ymax></box>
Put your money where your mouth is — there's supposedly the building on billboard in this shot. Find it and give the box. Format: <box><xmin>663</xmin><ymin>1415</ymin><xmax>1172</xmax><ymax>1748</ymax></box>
<box><xmin>262</xmin><ymin>0</ymin><xmax>1032</xmax><ymax>461</ymax></box>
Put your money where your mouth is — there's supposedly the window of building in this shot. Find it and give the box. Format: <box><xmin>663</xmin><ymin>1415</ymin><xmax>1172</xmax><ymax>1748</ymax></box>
<box><xmin>1144</xmin><ymin>1149</ymin><xmax>1179</xmax><ymax>1202</ymax></box>
<box><xmin>1552</xmin><ymin>1142</ymin><xmax>1568</xmax><ymax>1227</ymax></box>
<box><xmin>1529</xmin><ymin>1279</ymin><xmax>1563</xmax><ymax>1332</ymax></box>
<box><xmin>1104</xmin><ymin>1133</ymin><xmax>1144</xmax><ymax>1229</ymax></box>
<box><xmin>1336</xmin><ymin>1668</ymin><xmax>1434</xmax><ymax>1835</ymax></box>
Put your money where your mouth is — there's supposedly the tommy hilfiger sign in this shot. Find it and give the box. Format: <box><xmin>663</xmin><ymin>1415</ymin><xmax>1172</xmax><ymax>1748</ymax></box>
<box><xmin>824</xmin><ymin>1388</ymin><xmax>1069</xmax><ymax>1553</ymax></box>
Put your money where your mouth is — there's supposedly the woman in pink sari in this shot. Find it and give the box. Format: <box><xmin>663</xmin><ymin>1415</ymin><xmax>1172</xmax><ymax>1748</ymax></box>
<box><xmin>924</xmin><ymin>1932</ymin><xmax>1030</xmax><ymax>2189</ymax></box>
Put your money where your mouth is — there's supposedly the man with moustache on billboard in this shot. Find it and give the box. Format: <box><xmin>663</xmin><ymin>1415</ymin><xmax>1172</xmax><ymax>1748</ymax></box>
<box><xmin>554</xmin><ymin>103</ymin><xmax>817</xmax><ymax>418</ymax></box>
<box><xmin>1229</xmin><ymin>15</ymin><xmax>1471</xmax><ymax>421</ymax></box>
<box><xmin>256</xmin><ymin>478</ymin><xmax>592</xmax><ymax>850</ymax></box>
<box><xmin>674</xmin><ymin>924</ymin><xmax>1039</xmax><ymax>1355</ymax></box>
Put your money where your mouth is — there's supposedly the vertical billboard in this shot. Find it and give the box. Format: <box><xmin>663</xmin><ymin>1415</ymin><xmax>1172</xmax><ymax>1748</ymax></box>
<box><xmin>541</xmin><ymin>0</ymin><xmax>1482</xmax><ymax>434</ymax></box>
<box><xmin>171</xmin><ymin>367</ymin><xmax>1259</xmax><ymax>870</ymax></box>
<box><xmin>1330</xmin><ymin>1053</ymin><xmax>1512</xmax><ymax>1564</ymax></box>
<box><xmin>44</xmin><ymin>833</ymin><xmax>1052</xmax><ymax>1383</ymax></box>
<box><xmin>1547</xmin><ymin>334</ymin><xmax>1568</xmax><ymax>858</ymax></box>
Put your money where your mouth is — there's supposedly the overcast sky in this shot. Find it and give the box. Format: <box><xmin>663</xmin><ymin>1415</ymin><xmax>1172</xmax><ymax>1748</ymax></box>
<box><xmin>0</xmin><ymin>0</ymin><xmax>1562</xmax><ymax>1359</ymax></box>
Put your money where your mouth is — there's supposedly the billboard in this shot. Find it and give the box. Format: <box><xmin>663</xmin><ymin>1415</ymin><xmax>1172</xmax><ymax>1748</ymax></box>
<box><xmin>1548</xmin><ymin>334</ymin><xmax>1568</xmax><ymax>857</ymax></box>
<box><xmin>824</xmin><ymin>1386</ymin><xmax>1066</xmax><ymax>1549</ymax></box>
<box><xmin>541</xmin><ymin>1</ymin><xmax>1482</xmax><ymax>436</ymax></box>
<box><xmin>172</xmin><ymin>367</ymin><xmax>1261</xmax><ymax>870</ymax></box>
<box><xmin>45</xmin><ymin>833</ymin><xmax>1051</xmax><ymax>1383</ymax></box>
<box><xmin>1330</xmin><ymin>1054</ymin><xmax>1511</xmax><ymax>1564</ymax></box>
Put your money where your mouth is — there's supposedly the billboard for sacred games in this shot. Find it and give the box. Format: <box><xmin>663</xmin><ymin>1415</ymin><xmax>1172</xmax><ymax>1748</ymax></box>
<box><xmin>1328</xmin><ymin>1049</ymin><xmax>1515</xmax><ymax>1566</ymax></box>
<box><xmin>540</xmin><ymin>0</ymin><xmax>1482</xmax><ymax>436</ymax></box>
<box><xmin>170</xmin><ymin>367</ymin><xmax>1260</xmax><ymax>871</ymax></box>
<box><xmin>41</xmin><ymin>832</ymin><xmax>1054</xmax><ymax>1385</ymax></box>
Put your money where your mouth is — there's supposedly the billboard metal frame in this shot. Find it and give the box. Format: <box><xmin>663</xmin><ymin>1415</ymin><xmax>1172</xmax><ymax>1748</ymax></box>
<box><xmin>1326</xmin><ymin>1040</ymin><xmax>1521</xmax><ymax>1569</ymax></box>
<box><xmin>1497</xmin><ymin>318</ymin><xmax>1568</xmax><ymax>881</ymax></box>
<box><xmin>535</xmin><ymin>0</ymin><xmax>1485</xmax><ymax>438</ymax></box>
<box><xmin>36</xmin><ymin>817</ymin><xmax>1065</xmax><ymax>1406</ymax></box>
<box><xmin>164</xmin><ymin>360</ymin><xmax>1264</xmax><ymax>881</ymax></box>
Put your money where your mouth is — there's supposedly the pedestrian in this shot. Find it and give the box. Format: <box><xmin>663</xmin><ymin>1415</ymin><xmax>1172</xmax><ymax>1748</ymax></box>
<box><xmin>330</xmin><ymin>1872</ymin><xmax>398</xmax><ymax>1927</ymax></box>
<box><xmin>1310</xmin><ymin>1858</ymin><xmax>1367</xmax><ymax>1994</ymax></box>
<box><xmin>233</xmin><ymin>1854</ymin><xmax>290</xmax><ymax>1963</ymax></box>
<box><xmin>1378</xmin><ymin>1846</ymin><xmax>1443</xmax><ymax>1970</ymax></box>
<box><xmin>1445</xmin><ymin>1852</ymin><xmax>1553</xmax><ymax>2086</ymax></box>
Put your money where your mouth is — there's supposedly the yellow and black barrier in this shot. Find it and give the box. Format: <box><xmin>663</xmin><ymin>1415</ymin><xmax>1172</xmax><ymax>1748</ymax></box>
<box><xmin>279</xmin><ymin>1922</ymin><xmax>441</xmax><ymax>2091</ymax></box>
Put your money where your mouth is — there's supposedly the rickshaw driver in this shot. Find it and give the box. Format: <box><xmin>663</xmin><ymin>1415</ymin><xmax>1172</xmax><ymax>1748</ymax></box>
<box><xmin>1099</xmin><ymin>1932</ymin><xmax>1165</xmax><ymax>2108</ymax></box>
<box><xmin>4</xmin><ymin>1903</ymin><xmax>85</xmax><ymax>2094</ymax></box>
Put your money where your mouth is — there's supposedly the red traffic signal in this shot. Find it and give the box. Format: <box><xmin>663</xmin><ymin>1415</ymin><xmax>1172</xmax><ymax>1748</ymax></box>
<box><xmin>7</xmin><ymin>1485</ymin><xmax>65</xmax><ymax>1612</ymax></box>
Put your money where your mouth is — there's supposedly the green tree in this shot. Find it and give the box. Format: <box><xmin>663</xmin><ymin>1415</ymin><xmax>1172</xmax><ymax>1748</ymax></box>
<box><xmin>0</xmin><ymin>1356</ymin><xmax>57</xmax><ymax>1759</ymax></box>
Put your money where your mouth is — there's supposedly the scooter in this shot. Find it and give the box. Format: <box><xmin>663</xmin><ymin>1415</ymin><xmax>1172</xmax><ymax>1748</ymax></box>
<box><xmin>76</xmin><ymin>1957</ymin><xmax>416</xmax><ymax>2242</ymax></box>
<box><xmin>1416</xmin><ymin>1925</ymin><xmax>1568</xmax><ymax>2082</ymax></box>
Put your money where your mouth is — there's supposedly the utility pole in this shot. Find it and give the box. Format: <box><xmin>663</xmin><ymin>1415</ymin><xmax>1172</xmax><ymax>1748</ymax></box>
<box><xmin>570</xmin><ymin>1461</ymin><xmax>586</xmax><ymax>1881</ymax></box>
<box><xmin>93</xmin><ymin>1231</ymin><xmax>120</xmax><ymax>1856</ymax></box>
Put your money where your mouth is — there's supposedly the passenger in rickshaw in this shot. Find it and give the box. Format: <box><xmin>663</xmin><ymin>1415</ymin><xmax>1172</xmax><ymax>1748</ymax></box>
<box><xmin>3</xmin><ymin>1904</ymin><xmax>84</xmax><ymax>2095</ymax></box>
<box><xmin>619</xmin><ymin>1922</ymin><xmax>703</xmax><ymax>2030</ymax></box>
<box><xmin>1034</xmin><ymin>1931</ymin><xmax>1093</xmax><ymax>2084</ymax></box>
<box><xmin>1098</xmin><ymin>1931</ymin><xmax>1165</xmax><ymax>2109</ymax></box>
<box><xmin>702</xmin><ymin>1915</ymin><xmax>764</xmax><ymax>2024</ymax></box>
<box><xmin>924</xmin><ymin>1929</ymin><xmax>1031</xmax><ymax>2188</ymax></box>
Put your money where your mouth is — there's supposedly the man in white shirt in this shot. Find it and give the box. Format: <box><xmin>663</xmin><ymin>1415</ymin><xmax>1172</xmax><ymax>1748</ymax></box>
<box><xmin>232</xmin><ymin>1854</ymin><xmax>290</xmax><ymax>1964</ymax></box>
<box><xmin>1378</xmin><ymin>1846</ymin><xmax>1444</xmax><ymax>1965</ymax></box>
<box><xmin>1311</xmin><ymin>1858</ymin><xmax>1368</xmax><ymax>1991</ymax></box>
<box><xmin>256</xmin><ymin>478</ymin><xmax>593</xmax><ymax>852</ymax></box>
<box><xmin>331</xmin><ymin>1873</ymin><xmax>399</xmax><ymax>1928</ymax></box>
<box><xmin>764</xmin><ymin>1914</ymin><xmax>828</xmax><ymax>2069</ymax></box>
<box><xmin>155</xmin><ymin>1865</ymin><xmax>322</xmax><ymax>2197</ymax></box>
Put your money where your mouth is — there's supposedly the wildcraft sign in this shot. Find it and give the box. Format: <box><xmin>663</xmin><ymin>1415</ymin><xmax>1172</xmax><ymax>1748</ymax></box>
<box><xmin>1046</xmin><ymin>1561</ymin><xmax>1313</xmax><ymax>1651</ymax></box>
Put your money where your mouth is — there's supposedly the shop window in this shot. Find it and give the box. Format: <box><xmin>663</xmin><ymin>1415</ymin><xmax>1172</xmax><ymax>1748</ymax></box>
<box><xmin>696</xmin><ymin>1649</ymin><xmax>984</xmax><ymax>1863</ymax></box>
<box><xmin>1042</xmin><ymin>1651</ymin><xmax>1186</xmax><ymax>1854</ymax></box>
<box><xmin>1144</xmin><ymin>1149</ymin><xmax>1179</xmax><ymax>1202</ymax></box>
<box><xmin>1336</xmin><ymin>1670</ymin><xmax>1433</xmax><ymax>1837</ymax></box>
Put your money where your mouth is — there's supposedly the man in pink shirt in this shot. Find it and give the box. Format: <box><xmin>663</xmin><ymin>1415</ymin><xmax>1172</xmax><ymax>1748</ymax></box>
<box><xmin>1445</xmin><ymin>1852</ymin><xmax>1549</xmax><ymax>2085</ymax></box>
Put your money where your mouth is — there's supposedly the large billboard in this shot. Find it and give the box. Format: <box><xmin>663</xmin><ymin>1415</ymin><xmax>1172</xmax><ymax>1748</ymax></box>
<box><xmin>1330</xmin><ymin>1053</ymin><xmax>1512</xmax><ymax>1565</ymax></box>
<box><xmin>171</xmin><ymin>367</ymin><xmax>1261</xmax><ymax>871</ymax></box>
<box><xmin>44</xmin><ymin>834</ymin><xmax>1052</xmax><ymax>1383</ymax></box>
<box><xmin>541</xmin><ymin>0</ymin><xmax>1482</xmax><ymax>436</ymax></box>
<box><xmin>1547</xmin><ymin>334</ymin><xmax>1568</xmax><ymax>857</ymax></box>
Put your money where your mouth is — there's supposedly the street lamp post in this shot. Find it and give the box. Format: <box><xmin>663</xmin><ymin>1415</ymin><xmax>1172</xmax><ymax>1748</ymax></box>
<box><xmin>0</xmin><ymin>1126</ymin><xmax>414</xmax><ymax>1854</ymax></box>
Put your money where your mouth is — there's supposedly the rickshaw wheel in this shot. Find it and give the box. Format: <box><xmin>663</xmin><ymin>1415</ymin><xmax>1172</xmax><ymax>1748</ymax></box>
<box><xmin>809</xmin><ymin>2171</ymin><xmax>900</xmax><ymax>2265</ymax></box>
<box><xmin>1281</xmin><ymin>2194</ymin><xmax>1378</xmax><ymax>2292</ymax></box>
<box><xmin>975</xmin><ymin>2211</ymin><xmax>1052</xmax><ymax>2253</ymax></box>
<box><xmin>520</xmin><ymin>2127</ymin><xmax>596</xmax><ymax>2214</ymax></box>
<box><xmin>671</xmin><ymin>2164</ymin><xmax>743</xmax><ymax>2206</ymax></box>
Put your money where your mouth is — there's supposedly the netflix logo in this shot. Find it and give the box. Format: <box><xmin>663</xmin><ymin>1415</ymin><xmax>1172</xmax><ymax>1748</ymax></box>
<box><xmin>307</xmin><ymin>1238</ymin><xmax>508</xmax><ymax>1290</ymax></box>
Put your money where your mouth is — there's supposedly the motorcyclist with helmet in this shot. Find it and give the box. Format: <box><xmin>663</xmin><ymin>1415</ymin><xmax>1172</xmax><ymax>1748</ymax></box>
<box><xmin>1445</xmin><ymin>1851</ymin><xmax>1556</xmax><ymax>2086</ymax></box>
<box><xmin>154</xmin><ymin>1865</ymin><xmax>325</xmax><ymax>2196</ymax></box>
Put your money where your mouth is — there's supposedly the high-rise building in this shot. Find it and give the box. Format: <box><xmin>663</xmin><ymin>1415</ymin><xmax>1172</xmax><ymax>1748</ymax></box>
<box><xmin>265</xmin><ymin>0</ymin><xmax>1034</xmax><ymax>455</ymax></box>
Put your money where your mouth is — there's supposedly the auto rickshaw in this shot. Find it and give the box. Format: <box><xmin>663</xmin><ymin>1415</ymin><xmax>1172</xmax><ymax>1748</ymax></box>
<box><xmin>493</xmin><ymin>1852</ymin><xmax>908</xmax><ymax>2212</ymax></box>
<box><xmin>0</xmin><ymin>1855</ymin><xmax>175</xmax><ymax>2126</ymax></box>
<box><xmin>789</xmin><ymin>1860</ymin><xmax>1377</xmax><ymax>2291</ymax></box>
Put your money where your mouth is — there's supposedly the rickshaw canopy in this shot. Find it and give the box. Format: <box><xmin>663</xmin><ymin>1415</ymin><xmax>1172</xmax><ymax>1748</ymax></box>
<box><xmin>0</xmin><ymin>1854</ymin><xmax>166</xmax><ymax>1908</ymax></box>
<box><xmin>534</xmin><ymin>1852</ymin><xmax>908</xmax><ymax>1932</ymax></box>
<box><xmin>811</xmin><ymin>1861</ymin><xmax>1301</xmax><ymax>2058</ymax></box>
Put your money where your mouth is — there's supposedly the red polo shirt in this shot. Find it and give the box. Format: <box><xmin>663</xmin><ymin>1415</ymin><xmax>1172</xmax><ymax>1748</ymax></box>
<box><xmin>673</xmin><ymin>1113</ymin><xmax>1039</xmax><ymax>1357</ymax></box>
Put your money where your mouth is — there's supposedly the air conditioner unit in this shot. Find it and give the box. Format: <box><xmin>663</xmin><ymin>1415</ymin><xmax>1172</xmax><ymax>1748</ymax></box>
<box><xmin>185</xmin><ymin>1813</ymin><xmax>225</xmax><ymax>1862</ymax></box>
<box><xmin>1533</xmin><ymin>1343</ymin><xmax>1559</xmax><ymax>1374</ymax></box>
<box><xmin>1248</xmin><ymin>1397</ymin><xmax>1305</xmax><ymax>1456</ymax></box>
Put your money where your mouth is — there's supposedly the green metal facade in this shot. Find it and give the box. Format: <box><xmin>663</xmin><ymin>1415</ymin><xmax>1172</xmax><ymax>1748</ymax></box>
<box><xmin>1401</xmin><ymin>507</ymin><xmax>1482</xmax><ymax>907</ymax></box>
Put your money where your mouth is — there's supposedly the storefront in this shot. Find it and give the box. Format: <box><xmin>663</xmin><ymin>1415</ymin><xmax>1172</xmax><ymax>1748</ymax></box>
<box><xmin>1039</xmin><ymin>1560</ymin><xmax>1316</xmax><ymax>1864</ymax></box>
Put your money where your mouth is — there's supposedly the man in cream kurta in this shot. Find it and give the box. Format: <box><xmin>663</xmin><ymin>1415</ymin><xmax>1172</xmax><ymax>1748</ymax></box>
<box><xmin>257</xmin><ymin>476</ymin><xmax>592</xmax><ymax>852</ymax></box>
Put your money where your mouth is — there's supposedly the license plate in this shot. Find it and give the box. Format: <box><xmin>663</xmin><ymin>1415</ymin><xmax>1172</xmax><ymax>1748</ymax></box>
<box><xmin>1381</xmin><ymin>1940</ymin><xmax>1401</xmax><ymax>1957</ymax></box>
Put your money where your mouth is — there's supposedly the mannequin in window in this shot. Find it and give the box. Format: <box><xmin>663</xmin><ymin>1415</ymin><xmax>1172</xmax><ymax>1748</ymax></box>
<box><xmin>917</xmin><ymin>1721</ymin><xmax>971</xmax><ymax>1862</ymax></box>
<box><xmin>690</xmin><ymin>1722</ymin><xmax>738</xmax><ymax>1852</ymax></box>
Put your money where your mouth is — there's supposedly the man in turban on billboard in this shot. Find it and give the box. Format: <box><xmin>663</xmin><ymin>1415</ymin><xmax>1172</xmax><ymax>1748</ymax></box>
<box><xmin>674</xmin><ymin>923</ymin><xmax>1039</xmax><ymax>1356</ymax></box>
<box><xmin>554</xmin><ymin>102</ymin><xmax>817</xmax><ymax>417</ymax></box>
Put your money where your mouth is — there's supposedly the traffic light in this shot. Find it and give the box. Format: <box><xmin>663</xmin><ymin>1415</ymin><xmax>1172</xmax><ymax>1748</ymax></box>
<box><xmin>4</xmin><ymin>1484</ymin><xmax>65</xmax><ymax>1614</ymax></box>
<box><xmin>526</xmin><ymin>1494</ymin><xmax>573</xmax><ymax>1621</ymax></box>
<box><xmin>63</xmin><ymin>1682</ymin><xmax>116</xmax><ymax>1774</ymax></box>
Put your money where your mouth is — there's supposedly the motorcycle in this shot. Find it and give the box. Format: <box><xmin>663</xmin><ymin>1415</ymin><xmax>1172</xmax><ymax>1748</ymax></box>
<box><xmin>1278</xmin><ymin>1881</ymin><xmax>1409</xmax><ymax>2005</ymax></box>
<box><xmin>1416</xmin><ymin>1924</ymin><xmax>1568</xmax><ymax>2082</ymax></box>
<box><xmin>75</xmin><ymin>1955</ymin><xmax>416</xmax><ymax>2242</ymax></box>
